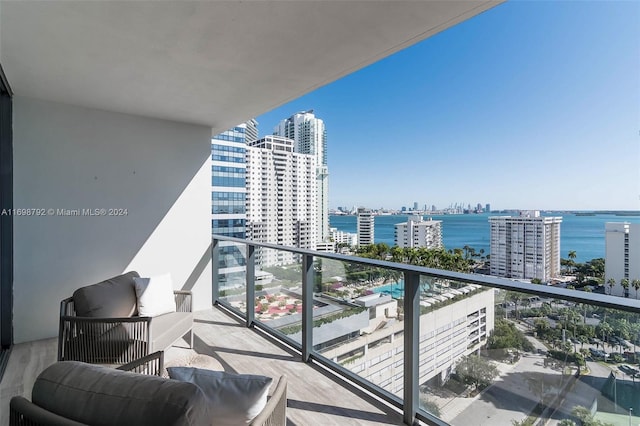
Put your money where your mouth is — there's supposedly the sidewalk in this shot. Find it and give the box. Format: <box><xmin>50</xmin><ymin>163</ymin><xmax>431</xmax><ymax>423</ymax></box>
<box><xmin>437</xmin><ymin>358</ymin><xmax>519</xmax><ymax>422</ymax></box>
<box><xmin>427</xmin><ymin>325</ymin><xmax>564</xmax><ymax>425</ymax></box>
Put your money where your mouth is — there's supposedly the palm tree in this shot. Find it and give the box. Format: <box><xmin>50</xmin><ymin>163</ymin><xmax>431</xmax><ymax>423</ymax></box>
<box><xmin>462</xmin><ymin>245</ymin><xmax>471</xmax><ymax>260</ymax></box>
<box><xmin>632</xmin><ymin>278</ymin><xmax>640</xmax><ymax>299</ymax></box>
<box><xmin>621</xmin><ymin>278</ymin><xmax>630</xmax><ymax>298</ymax></box>
<box><xmin>607</xmin><ymin>278</ymin><xmax>616</xmax><ymax>295</ymax></box>
<box><xmin>507</xmin><ymin>291</ymin><xmax>523</xmax><ymax>320</ymax></box>
<box><xmin>567</xmin><ymin>250</ymin><xmax>577</xmax><ymax>272</ymax></box>
<box><xmin>598</xmin><ymin>322</ymin><xmax>614</xmax><ymax>352</ymax></box>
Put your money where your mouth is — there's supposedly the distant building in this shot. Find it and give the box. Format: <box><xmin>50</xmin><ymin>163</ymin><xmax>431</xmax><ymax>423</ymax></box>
<box><xmin>485</xmin><ymin>203</ymin><xmax>491</xmax><ymax>213</ymax></box>
<box><xmin>315</xmin><ymin>241</ymin><xmax>336</xmax><ymax>253</ymax></box>
<box><xmin>413</xmin><ymin>201</ymin><xmax>419</xmax><ymax>211</ymax></box>
<box><xmin>489</xmin><ymin>211</ymin><xmax>562</xmax><ymax>281</ymax></box>
<box><xmin>321</xmin><ymin>286</ymin><xmax>494</xmax><ymax>395</ymax></box>
<box><xmin>330</xmin><ymin>227</ymin><xmax>358</xmax><ymax>248</ymax></box>
<box><xmin>274</xmin><ymin>111</ymin><xmax>329</xmax><ymax>246</ymax></box>
<box><xmin>394</xmin><ymin>215</ymin><xmax>443</xmax><ymax>249</ymax></box>
<box><xmin>246</xmin><ymin>135</ymin><xmax>317</xmax><ymax>266</ymax></box>
<box><xmin>211</xmin><ymin>121</ymin><xmax>254</xmax><ymax>290</ymax></box>
<box><xmin>357</xmin><ymin>208</ymin><xmax>375</xmax><ymax>246</ymax></box>
<box><xmin>605</xmin><ymin>222</ymin><xmax>640</xmax><ymax>298</ymax></box>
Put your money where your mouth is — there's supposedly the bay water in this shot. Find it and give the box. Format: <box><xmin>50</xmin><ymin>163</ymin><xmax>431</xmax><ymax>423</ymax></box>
<box><xmin>330</xmin><ymin>212</ymin><xmax>640</xmax><ymax>263</ymax></box>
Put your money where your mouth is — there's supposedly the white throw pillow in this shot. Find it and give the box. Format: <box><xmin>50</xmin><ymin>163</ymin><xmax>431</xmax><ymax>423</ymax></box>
<box><xmin>167</xmin><ymin>367</ymin><xmax>273</xmax><ymax>425</ymax></box>
<box><xmin>133</xmin><ymin>274</ymin><xmax>176</xmax><ymax>317</ymax></box>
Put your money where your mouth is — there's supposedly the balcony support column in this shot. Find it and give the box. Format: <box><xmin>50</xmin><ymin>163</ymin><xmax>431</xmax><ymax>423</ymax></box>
<box><xmin>403</xmin><ymin>271</ymin><xmax>420</xmax><ymax>425</ymax></box>
<box><xmin>211</xmin><ymin>238</ymin><xmax>219</xmax><ymax>304</ymax></box>
<box><xmin>302</xmin><ymin>254</ymin><xmax>314</xmax><ymax>362</ymax></box>
<box><xmin>246</xmin><ymin>244</ymin><xmax>255</xmax><ymax>327</ymax></box>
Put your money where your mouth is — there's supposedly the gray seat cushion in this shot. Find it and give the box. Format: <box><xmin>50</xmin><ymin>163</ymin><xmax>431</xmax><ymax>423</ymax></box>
<box><xmin>73</xmin><ymin>271</ymin><xmax>140</xmax><ymax>317</ymax></box>
<box><xmin>151</xmin><ymin>311</ymin><xmax>193</xmax><ymax>352</ymax></box>
<box><xmin>32</xmin><ymin>361</ymin><xmax>209</xmax><ymax>426</ymax></box>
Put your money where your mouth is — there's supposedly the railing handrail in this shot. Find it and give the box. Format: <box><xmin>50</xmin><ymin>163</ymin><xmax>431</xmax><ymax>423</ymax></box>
<box><xmin>213</xmin><ymin>234</ymin><xmax>640</xmax><ymax>314</ymax></box>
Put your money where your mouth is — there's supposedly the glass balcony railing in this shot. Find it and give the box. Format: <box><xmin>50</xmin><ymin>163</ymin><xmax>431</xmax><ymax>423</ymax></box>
<box><xmin>212</xmin><ymin>235</ymin><xmax>640</xmax><ymax>426</ymax></box>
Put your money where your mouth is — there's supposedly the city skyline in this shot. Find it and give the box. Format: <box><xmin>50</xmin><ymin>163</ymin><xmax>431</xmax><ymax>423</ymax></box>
<box><xmin>256</xmin><ymin>1</ymin><xmax>640</xmax><ymax>212</ymax></box>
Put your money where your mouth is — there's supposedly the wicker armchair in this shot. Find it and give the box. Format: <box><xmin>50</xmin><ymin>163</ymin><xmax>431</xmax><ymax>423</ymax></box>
<box><xmin>58</xmin><ymin>272</ymin><xmax>193</xmax><ymax>366</ymax></box>
<box><xmin>10</xmin><ymin>352</ymin><xmax>287</xmax><ymax>426</ymax></box>
<box><xmin>250</xmin><ymin>375</ymin><xmax>288</xmax><ymax>426</ymax></box>
<box><xmin>10</xmin><ymin>351</ymin><xmax>165</xmax><ymax>426</ymax></box>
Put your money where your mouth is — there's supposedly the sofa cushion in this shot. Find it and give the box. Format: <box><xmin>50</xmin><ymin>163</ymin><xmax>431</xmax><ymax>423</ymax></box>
<box><xmin>167</xmin><ymin>367</ymin><xmax>272</xmax><ymax>425</ymax></box>
<box><xmin>134</xmin><ymin>273</ymin><xmax>177</xmax><ymax>317</ymax></box>
<box><xmin>150</xmin><ymin>311</ymin><xmax>193</xmax><ymax>352</ymax></box>
<box><xmin>32</xmin><ymin>361</ymin><xmax>209</xmax><ymax>426</ymax></box>
<box><xmin>73</xmin><ymin>271</ymin><xmax>139</xmax><ymax>318</ymax></box>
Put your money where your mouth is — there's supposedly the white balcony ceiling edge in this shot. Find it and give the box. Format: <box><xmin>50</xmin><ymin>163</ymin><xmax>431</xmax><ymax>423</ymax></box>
<box><xmin>1</xmin><ymin>1</ymin><xmax>502</xmax><ymax>134</ymax></box>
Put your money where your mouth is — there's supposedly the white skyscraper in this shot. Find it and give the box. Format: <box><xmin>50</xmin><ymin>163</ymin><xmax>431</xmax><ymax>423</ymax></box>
<box><xmin>489</xmin><ymin>211</ymin><xmax>562</xmax><ymax>282</ymax></box>
<box><xmin>357</xmin><ymin>208</ymin><xmax>374</xmax><ymax>247</ymax></box>
<box><xmin>605</xmin><ymin>222</ymin><xmax>640</xmax><ymax>298</ymax></box>
<box><xmin>274</xmin><ymin>111</ymin><xmax>329</xmax><ymax>245</ymax></box>
<box><xmin>395</xmin><ymin>215</ymin><xmax>443</xmax><ymax>249</ymax></box>
<box><xmin>246</xmin><ymin>135</ymin><xmax>317</xmax><ymax>266</ymax></box>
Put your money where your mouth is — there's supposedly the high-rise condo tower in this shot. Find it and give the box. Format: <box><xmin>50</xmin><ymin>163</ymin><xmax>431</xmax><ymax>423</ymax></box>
<box><xmin>274</xmin><ymin>111</ymin><xmax>329</xmax><ymax>246</ymax></box>
<box><xmin>489</xmin><ymin>211</ymin><xmax>562</xmax><ymax>282</ymax></box>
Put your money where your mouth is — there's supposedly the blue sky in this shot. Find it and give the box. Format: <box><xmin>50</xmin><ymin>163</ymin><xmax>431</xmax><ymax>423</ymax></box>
<box><xmin>256</xmin><ymin>1</ymin><xmax>640</xmax><ymax>212</ymax></box>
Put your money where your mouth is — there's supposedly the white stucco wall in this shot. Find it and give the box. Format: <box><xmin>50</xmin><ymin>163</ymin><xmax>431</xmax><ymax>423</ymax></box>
<box><xmin>12</xmin><ymin>96</ymin><xmax>212</xmax><ymax>343</ymax></box>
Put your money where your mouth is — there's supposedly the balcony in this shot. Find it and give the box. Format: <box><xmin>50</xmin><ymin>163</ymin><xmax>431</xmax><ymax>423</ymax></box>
<box><xmin>211</xmin><ymin>235</ymin><xmax>640</xmax><ymax>425</ymax></box>
<box><xmin>6</xmin><ymin>237</ymin><xmax>640</xmax><ymax>425</ymax></box>
<box><xmin>0</xmin><ymin>2</ymin><xmax>634</xmax><ymax>425</ymax></box>
<box><xmin>0</xmin><ymin>307</ymin><xmax>404</xmax><ymax>426</ymax></box>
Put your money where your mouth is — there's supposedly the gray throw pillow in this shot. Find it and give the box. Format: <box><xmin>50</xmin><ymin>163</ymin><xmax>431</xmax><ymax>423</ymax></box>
<box><xmin>73</xmin><ymin>271</ymin><xmax>139</xmax><ymax>318</ymax></box>
<box><xmin>167</xmin><ymin>367</ymin><xmax>272</xmax><ymax>425</ymax></box>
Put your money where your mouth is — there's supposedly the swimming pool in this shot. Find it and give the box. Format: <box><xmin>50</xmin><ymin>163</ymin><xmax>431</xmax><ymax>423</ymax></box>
<box><xmin>372</xmin><ymin>281</ymin><xmax>405</xmax><ymax>299</ymax></box>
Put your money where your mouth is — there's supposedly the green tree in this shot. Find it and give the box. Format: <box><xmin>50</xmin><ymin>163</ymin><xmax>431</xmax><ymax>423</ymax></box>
<box><xmin>607</xmin><ymin>278</ymin><xmax>616</xmax><ymax>295</ymax></box>
<box><xmin>577</xmin><ymin>334</ymin><xmax>589</xmax><ymax>350</ymax></box>
<box><xmin>462</xmin><ymin>245</ymin><xmax>471</xmax><ymax>260</ymax></box>
<box><xmin>620</xmin><ymin>278</ymin><xmax>630</xmax><ymax>297</ymax></box>
<box><xmin>597</xmin><ymin>322</ymin><xmax>613</xmax><ymax>352</ymax></box>
<box><xmin>511</xmin><ymin>419</ymin><xmax>534</xmax><ymax>426</ymax></box>
<box><xmin>566</xmin><ymin>250</ymin><xmax>577</xmax><ymax>273</ymax></box>
<box><xmin>571</xmin><ymin>405</ymin><xmax>614</xmax><ymax>426</ymax></box>
<box><xmin>506</xmin><ymin>291</ymin><xmax>524</xmax><ymax>320</ymax></box>
<box><xmin>455</xmin><ymin>355</ymin><xmax>499</xmax><ymax>391</ymax></box>
<box><xmin>419</xmin><ymin>395</ymin><xmax>441</xmax><ymax>417</ymax></box>
<box><xmin>487</xmin><ymin>319</ymin><xmax>534</xmax><ymax>352</ymax></box>
<box><xmin>632</xmin><ymin>279</ymin><xmax>640</xmax><ymax>299</ymax></box>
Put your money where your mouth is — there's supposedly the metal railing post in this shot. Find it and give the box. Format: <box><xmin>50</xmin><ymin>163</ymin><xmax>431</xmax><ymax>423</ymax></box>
<box><xmin>403</xmin><ymin>271</ymin><xmax>420</xmax><ymax>425</ymax></box>
<box><xmin>246</xmin><ymin>243</ymin><xmax>255</xmax><ymax>327</ymax></box>
<box><xmin>302</xmin><ymin>253</ymin><xmax>314</xmax><ymax>362</ymax></box>
<box><xmin>211</xmin><ymin>238</ymin><xmax>219</xmax><ymax>304</ymax></box>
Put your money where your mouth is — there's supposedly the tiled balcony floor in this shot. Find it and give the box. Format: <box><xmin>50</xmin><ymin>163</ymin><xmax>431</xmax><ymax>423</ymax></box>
<box><xmin>0</xmin><ymin>306</ymin><xmax>405</xmax><ymax>425</ymax></box>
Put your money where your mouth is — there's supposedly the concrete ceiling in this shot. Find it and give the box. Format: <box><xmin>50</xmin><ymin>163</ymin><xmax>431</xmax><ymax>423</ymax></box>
<box><xmin>1</xmin><ymin>1</ymin><xmax>502</xmax><ymax>134</ymax></box>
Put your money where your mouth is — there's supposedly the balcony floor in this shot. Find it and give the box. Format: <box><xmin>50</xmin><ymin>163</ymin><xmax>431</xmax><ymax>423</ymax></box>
<box><xmin>1</xmin><ymin>306</ymin><xmax>405</xmax><ymax>425</ymax></box>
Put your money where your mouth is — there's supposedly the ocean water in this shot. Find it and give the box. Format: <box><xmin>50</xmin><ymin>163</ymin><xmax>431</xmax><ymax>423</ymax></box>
<box><xmin>330</xmin><ymin>212</ymin><xmax>640</xmax><ymax>263</ymax></box>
